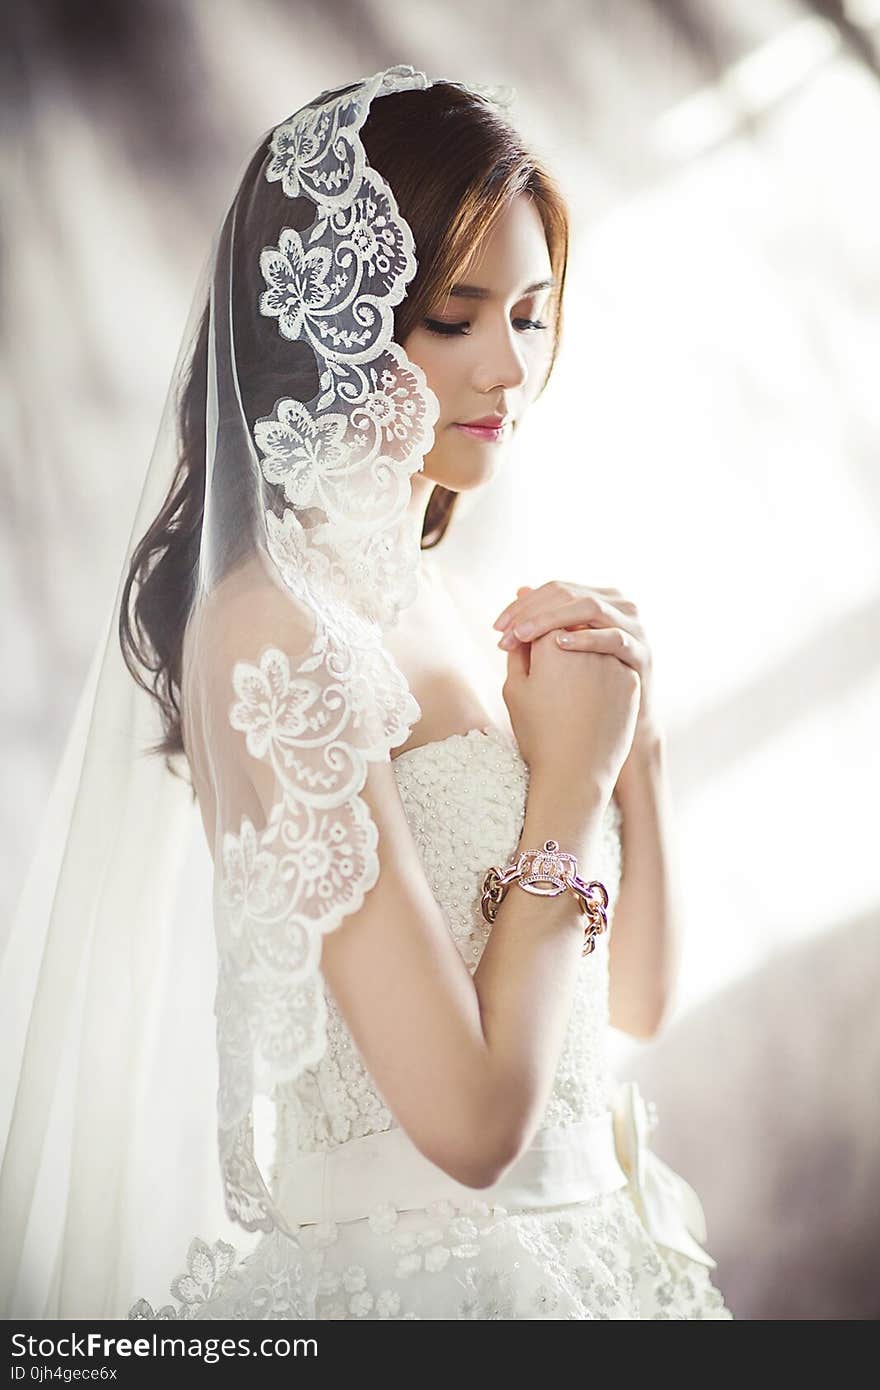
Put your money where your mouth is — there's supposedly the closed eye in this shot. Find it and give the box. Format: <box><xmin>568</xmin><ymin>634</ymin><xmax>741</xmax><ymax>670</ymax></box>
<box><xmin>422</xmin><ymin>317</ymin><xmax>548</xmax><ymax>337</ymax></box>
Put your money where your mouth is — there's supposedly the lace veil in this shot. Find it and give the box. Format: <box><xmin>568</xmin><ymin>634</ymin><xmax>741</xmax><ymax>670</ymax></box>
<box><xmin>0</xmin><ymin>64</ymin><xmax>521</xmax><ymax>1318</ymax></box>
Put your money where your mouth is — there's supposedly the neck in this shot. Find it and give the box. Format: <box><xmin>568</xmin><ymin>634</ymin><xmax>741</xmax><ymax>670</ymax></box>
<box><xmin>407</xmin><ymin>471</ymin><xmax>445</xmax><ymax>591</ymax></box>
<box><xmin>407</xmin><ymin>470</ymin><xmax>438</xmax><ymax>536</ymax></box>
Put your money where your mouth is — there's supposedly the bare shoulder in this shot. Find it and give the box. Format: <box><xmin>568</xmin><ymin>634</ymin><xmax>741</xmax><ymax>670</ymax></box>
<box><xmin>198</xmin><ymin>556</ymin><xmax>318</xmax><ymax>669</ymax></box>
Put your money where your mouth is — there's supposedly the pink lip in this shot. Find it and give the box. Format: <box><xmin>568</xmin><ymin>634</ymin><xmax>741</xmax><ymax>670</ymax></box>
<box><xmin>454</xmin><ymin>423</ymin><xmax>506</xmax><ymax>442</ymax></box>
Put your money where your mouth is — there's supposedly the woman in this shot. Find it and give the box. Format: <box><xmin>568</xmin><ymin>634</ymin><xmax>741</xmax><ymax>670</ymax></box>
<box><xmin>0</xmin><ymin>65</ymin><xmax>733</xmax><ymax>1320</ymax></box>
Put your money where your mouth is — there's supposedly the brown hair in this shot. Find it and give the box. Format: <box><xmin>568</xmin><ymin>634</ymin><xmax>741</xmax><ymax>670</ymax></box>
<box><xmin>119</xmin><ymin>81</ymin><xmax>570</xmax><ymax>773</ymax></box>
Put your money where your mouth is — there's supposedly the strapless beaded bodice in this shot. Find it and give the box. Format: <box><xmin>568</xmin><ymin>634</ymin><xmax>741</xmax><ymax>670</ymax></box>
<box><xmin>128</xmin><ymin>723</ymin><xmax>734</xmax><ymax>1322</ymax></box>
<box><xmin>272</xmin><ymin>725</ymin><xmax>624</xmax><ymax>1174</ymax></box>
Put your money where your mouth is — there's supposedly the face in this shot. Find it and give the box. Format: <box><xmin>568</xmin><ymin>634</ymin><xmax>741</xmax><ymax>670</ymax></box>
<box><xmin>402</xmin><ymin>191</ymin><xmax>555</xmax><ymax>493</ymax></box>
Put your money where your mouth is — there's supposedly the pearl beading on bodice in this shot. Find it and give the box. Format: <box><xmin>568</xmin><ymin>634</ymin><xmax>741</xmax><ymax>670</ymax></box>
<box><xmin>272</xmin><ymin>726</ymin><xmax>624</xmax><ymax>1172</ymax></box>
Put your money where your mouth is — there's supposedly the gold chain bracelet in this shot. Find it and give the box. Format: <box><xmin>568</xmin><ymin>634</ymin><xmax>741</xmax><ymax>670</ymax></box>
<box><xmin>480</xmin><ymin>839</ymin><xmax>609</xmax><ymax>957</ymax></box>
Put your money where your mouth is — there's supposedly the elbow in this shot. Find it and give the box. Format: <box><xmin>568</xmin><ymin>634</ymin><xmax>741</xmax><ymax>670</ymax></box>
<box><xmin>448</xmin><ymin>1161</ymin><xmax>505</xmax><ymax>1191</ymax></box>
<box><xmin>616</xmin><ymin>1013</ymin><xmax>663</xmax><ymax>1042</ymax></box>
<box><xmin>422</xmin><ymin>1152</ymin><xmax>497</xmax><ymax>1191</ymax></box>
<box><xmin>640</xmin><ymin>998</ymin><xmax>672</xmax><ymax>1039</ymax></box>
<box><xmin>454</xmin><ymin>1145</ymin><xmax>521</xmax><ymax>1190</ymax></box>
<box><xmin>634</xmin><ymin>1009</ymin><xmax>669</xmax><ymax>1041</ymax></box>
<box><xmin>429</xmin><ymin>1136</ymin><xmax>518</xmax><ymax>1191</ymax></box>
<box><xmin>611</xmin><ymin>995</ymin><xmax>670</xmax><ymax>1041</ymax></box>
<box><xmin>460</xmin><ymin>1117</ymin><xmax>536</xmax><ymax>1190</ymax></box>
<box><xmin>418</xmin><ymin>1067</ymin><xmax>539</xmax><ymax>1190</ymax></box>
<box><xmin>424</xmin><ymin>1108</ymin><xmax>524</xmax><ymax>1191</ymax></box>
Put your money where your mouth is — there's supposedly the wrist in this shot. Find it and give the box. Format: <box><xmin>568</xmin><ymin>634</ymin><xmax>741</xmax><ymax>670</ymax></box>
<box><xmin>521</xmin><ymin>772</ymin><xmax>611</xmax><ymax>861</ymax></box>
<box><xmin>527</xmin><ymin>760</ymin><xmax>616</xmax><ymax>809</ymax></box>
<box><xmin>615</xmin><ymin>733</ymin><xmax>667</xmax><ymax>799</ymax></box>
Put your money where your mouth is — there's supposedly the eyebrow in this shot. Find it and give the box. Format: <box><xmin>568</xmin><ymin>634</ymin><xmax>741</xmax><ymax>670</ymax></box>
<box><xmin>446</xmin><ymin>277</ymin><xmax>556</xmax><ymax>301</ymax></box>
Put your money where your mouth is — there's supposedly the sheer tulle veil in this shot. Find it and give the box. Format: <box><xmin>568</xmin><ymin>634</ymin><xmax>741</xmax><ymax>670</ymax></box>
<box><xmin>0</xmin><ymin>64</ymin><xmax>537</xmax><ymax>1319</ymax></box>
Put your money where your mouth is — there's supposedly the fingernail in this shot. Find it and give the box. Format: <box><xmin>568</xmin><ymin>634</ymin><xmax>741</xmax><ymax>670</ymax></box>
<box><xmin>514</xmin><ymin>622</ymin><xmax>534</xmax><ymax>639</ymax></box>
<box><xmin>498</xmin><ymin>632</ymin><xmax>517</xmax><ymax>650</ymax></box>
<box><xmin>557</xmin><ymin>632</ymin><xmax>574</xmax><ymax>644</ymax></box>
<box><xmin>493</xmin><ymin>613</ymin><xmax>512</xmax><ymax>631</ymax></box>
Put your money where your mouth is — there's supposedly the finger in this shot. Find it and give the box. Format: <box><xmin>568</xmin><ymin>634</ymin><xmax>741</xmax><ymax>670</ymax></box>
<box><xmin>511</xmin><ymin>596</ymin><xmax>607</xmax><ymax>641</ymax></box>
<box><xmin>495</xmin><ymin>586</ymin><xmax>557</xmax><ymax>631</ymax></box>
<box><xmin>493</xmin><ymin>586</ymin><xmax>535</xmax><ymax>631</ymax></box>
<box><xmin>555</xmin><ymin>626</ymin><xmax>642</xmax><ymax>672</ymax></box>
<box><xmin>506</xmin><ymin>637</ymin><xmax>529</xmax><ymax>677</ymax></box>
<box><xmin>497</xmin><ymin>587</ymin><xmax>632</xmax><ymax>636</ymax></box>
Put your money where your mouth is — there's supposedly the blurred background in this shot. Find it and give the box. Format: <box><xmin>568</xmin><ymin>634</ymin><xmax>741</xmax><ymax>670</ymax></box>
<box><xmin>3</xmin><ymin>0</ymin><xmax>879</xmax><ymax>1319</ymax></box>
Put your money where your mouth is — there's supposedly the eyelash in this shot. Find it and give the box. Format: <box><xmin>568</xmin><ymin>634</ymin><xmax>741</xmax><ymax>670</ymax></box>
<box><xmin>422</xmin><ymin>317</ymin><xmax>548</xmax><ymax>337</ymax></box>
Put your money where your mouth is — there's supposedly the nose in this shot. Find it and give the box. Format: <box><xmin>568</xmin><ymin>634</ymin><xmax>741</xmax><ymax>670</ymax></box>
<box><xmin>474</xmin><ymin>319</ymin><xmax>529</xmax><ymax>395</ymax></box>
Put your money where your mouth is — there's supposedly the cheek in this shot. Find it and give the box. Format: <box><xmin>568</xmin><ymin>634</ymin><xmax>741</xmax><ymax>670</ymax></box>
<box><xmin>519</xmin><ymin>348</ymin><xmax>551</xmax><ymax>408</ymax></box>
<box><xmin>408</xmin><ymin>341</ymin><xmax>457</xmax><ymax>418</ymax></box>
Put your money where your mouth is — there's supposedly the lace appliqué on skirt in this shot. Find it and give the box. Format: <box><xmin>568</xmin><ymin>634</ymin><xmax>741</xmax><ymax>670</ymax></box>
<box><xmin>128</xmin><ymin>1189</ymin><xmax>732</xmax><ymax>1320</ymax></box>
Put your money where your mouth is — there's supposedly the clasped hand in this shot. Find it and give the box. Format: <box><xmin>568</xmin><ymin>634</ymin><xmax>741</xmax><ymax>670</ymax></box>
<box><xmin>493</xmin><ymin>580</ymin><xmax>661</xmax><ymax>757</ymax></box>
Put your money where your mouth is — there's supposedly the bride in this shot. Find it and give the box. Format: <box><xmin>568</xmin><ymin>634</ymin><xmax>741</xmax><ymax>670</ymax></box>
<box><xmin>0</xmin><ymin>65</ymin><xmax>733</xmax><ymax>1320</ymax></box>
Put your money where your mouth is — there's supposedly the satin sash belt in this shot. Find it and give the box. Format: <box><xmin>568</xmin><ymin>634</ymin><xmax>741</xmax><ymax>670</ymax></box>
<box><xmin>276</xmin><ymin>1079</ymin><xmax>716</xmax><ymax>1268</ymax></box>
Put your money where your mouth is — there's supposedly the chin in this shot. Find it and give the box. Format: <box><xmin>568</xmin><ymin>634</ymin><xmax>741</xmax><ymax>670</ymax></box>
<box><xmin>423</xmin><ymin>447</ymin><xmax>505</xmax><ymax>492</ymax></box>
<box><xmin>424</xmin><ymin>466</ymin><xmax>497</xmax><ymax>493</ymax></box>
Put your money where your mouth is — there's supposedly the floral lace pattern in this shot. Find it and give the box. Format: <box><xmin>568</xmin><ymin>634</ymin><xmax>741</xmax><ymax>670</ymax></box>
<box><xmin>211</xmin><ymin>616</ymin><xmax>420</xmax><ymax>1235</ymax></box>
<box><xmin>255</xmin><ymin>65</ymin><xmax>439</xmax><ymax>633</ymax></box>
<box><xmin>128</xmin><ymin>724</ymin><xmax>733</xmax><ymax>1319</ymax></box>
<box><xmin>128</xmin><ymin>1190</ymin><xmax>731</xmax><ymax>1321</ymax></box>
<box><xmin>271</xmin><ymin>727</ymin><xmax>620</xmax><ymax>1165</ymax></box>
<box><xmin>125</xmin><ymin>62</ymin><xmax>733</xmax><ymax>1322</ymax></box>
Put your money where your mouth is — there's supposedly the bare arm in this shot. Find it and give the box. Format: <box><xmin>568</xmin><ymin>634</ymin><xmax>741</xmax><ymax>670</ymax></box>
<box><xmin>320</xmin><ymin>759</ymin><xmax>611</xmax><ymax>1189</ymax></box>
<box><xmin>608</xmin><ymin>734</ymin><xmax>683</xmax><ymax>1039</ymax></box>
<box><xmin>211</xmin><ymin>581</ymin><xmax>615</xmax><ymax>1191</ymax></box>
<box><xmin>471</xmin><ymin>771</ymin><xmax>611</xmax><ymax>1167</ymax></box>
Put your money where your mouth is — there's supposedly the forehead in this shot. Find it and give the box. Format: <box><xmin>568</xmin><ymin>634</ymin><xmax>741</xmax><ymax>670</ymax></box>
<box><xmin>452</xmin><ymin>194</ymin><xmax>553</xmax><ymax>296</ymax></box>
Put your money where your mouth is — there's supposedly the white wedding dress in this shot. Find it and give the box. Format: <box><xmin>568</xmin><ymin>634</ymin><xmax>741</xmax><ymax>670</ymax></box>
<box><xmin>127</xmin><ymin>723</ymin><xmax>733</xmax><ymax>1320</ymax></box>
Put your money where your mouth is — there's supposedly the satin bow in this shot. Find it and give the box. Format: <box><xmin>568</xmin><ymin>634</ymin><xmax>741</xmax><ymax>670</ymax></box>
<box><xmin>611</xmin><ymin>1080</ymin><xmax>718</xmax><ymax>1269</ymax></box>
